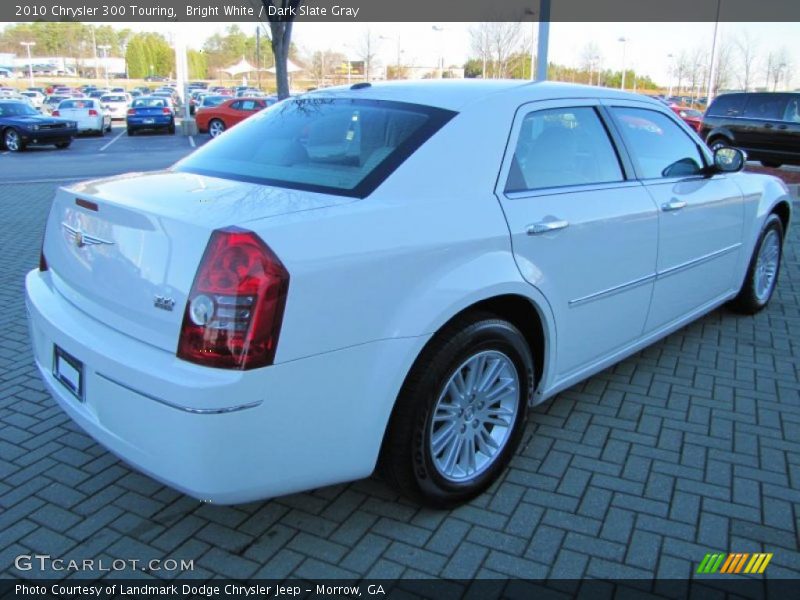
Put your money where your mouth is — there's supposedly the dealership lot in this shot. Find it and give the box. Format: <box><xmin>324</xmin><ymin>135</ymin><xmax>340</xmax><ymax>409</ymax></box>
<box><xmin>1</xmin><ymin>140</ymin><xmax>799</xmax><ymax>581</ymax></box>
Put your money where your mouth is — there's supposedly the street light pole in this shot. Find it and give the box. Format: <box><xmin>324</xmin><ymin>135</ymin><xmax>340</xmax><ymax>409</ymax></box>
<box><xmin>667</xmin><ymin>53</ymin><xmax>674</xmax><ymax>97</ymax></box>
<box><xmin>432</xmin><ymin>26</ymin><xmax>444</xmax><ymax>78</ymax></box>
<box><xmin>618</xmin><ymin>37</ymin><xmax>628</xmax><ymax>90</ymax></box>
<box><xmin>98</xmin><ymin>45</ymin><xmax>111</xmax><ymax>87</ymax></box>
<box><xmin>20</xmin><ymin>42</ymin><xmax>36</xmax><ymax>88</ymax></box>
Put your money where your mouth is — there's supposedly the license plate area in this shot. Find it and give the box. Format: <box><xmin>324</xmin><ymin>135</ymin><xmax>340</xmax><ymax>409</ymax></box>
<box><xmin>53</xmin><ymin>345</ymin><xmax>84</xmax><ymax>402</ymax></box>
<box><xmin>143</xmin><ymin>118</ymin><xmax>155</xmax><ymax>124</ymax></box>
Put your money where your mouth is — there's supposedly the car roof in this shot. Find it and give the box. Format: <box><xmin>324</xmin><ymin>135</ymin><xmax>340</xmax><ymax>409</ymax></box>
<box><xmin>304</xmin><ymin>80</ymin><xmax>664</xmax><ymax>111</ymax></box>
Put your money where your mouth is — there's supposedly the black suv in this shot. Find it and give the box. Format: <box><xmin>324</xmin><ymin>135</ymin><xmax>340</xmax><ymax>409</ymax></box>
<box><xmin>700</xmin><ymin>92</ymin><xmax>800</xmax><ymax>168</ymax></box>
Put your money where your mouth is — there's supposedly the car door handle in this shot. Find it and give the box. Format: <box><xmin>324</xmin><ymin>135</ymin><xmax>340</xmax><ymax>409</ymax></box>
<box><xmin>662</xmin><ymin>200</ymin><xmax>687</xmax><ymax>212</ymax></box>
<box><xmin>527</xmin><ymin>219</ymin><xmax>569</xmax><ymax>235</ymax></box>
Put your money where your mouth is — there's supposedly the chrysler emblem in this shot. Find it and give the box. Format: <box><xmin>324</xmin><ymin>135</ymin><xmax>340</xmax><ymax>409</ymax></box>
<box><xmin>62</xmin><ymin>223</ymin><xmax>114</xmax><ymax>249</ymax></box>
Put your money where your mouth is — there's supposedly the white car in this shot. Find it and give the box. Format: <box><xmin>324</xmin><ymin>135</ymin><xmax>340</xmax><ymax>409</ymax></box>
<box><xmin>26</xmin><ymin>81</ymin><xmax>791</xmax><ymax>507</ymax></box>
<box><xmin>100</xmin><ymin>93</ymin><xmax>130</xmax><ymax>120</ymax></box>
<box><xmin>53</xmin><ymin>97</ymin><xmax>111</xmax><ymax>135</ymax></box>
<box><xmin>20</xmin><ymin>90</ymin><xmax>45</xmax><ymax>110</ymax></box>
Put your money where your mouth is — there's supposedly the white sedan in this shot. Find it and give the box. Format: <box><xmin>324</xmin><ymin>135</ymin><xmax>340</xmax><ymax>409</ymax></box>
<box><xmin>53</xmin><ymin>97</ymin><xmax>111</xmax><ymax>135</ymax></box>
<box><xmin>26</xmin><ymin>81</ymin><xmax>791</xmax><ymax>506</ymax></box>
<box><xmin>100</xmin><ymin>93</ymin><xmax>131</xmax><ymax>120</ymax></box>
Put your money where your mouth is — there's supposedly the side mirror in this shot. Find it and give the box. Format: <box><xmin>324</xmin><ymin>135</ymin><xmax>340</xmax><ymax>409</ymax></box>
<box><xmin>713</xmin><ymin>146</ymin><xmax>746</xmax><ymax>173</ymax></box>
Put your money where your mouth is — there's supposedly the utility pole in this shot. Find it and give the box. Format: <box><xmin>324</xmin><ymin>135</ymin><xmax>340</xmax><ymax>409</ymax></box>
<box><xmin>256</xmin><ymin>26</ymin><xmax>261</xmax><ymax>90</ymax></box>
<box><xmin>98</xmin><ymin>45</ymin><xmax>111</xmax><ymax>87</ymax></box>
<box><xmin>536</xmin><ymin>0</ymin><xmax>550</xmax><ymax>81</ymax></box>
<box><xmin>20</xmin><ymin>42</ymin><xmax>36</xmax><ymax>88</ymax></box>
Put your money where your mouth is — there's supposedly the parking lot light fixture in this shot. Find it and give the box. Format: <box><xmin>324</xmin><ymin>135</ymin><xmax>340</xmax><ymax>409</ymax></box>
<box><xmin>21</xmin><ymin>41</ymin><xmax>36</xmax><ymax>88</ymax></box>
<box><xmin>618</xmin><ymin>37</ymin><xmax>628</xmax><ymax>90</ymax></box>
<box><xmin>98</xmin><ymin>45</ymin><xmax>111</xmax><ymax>88</ymax></box>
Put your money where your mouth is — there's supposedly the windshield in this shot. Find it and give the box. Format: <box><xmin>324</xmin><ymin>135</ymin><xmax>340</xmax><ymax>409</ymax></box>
<box><xmin>0</xmin><ymin>102</ymin><xmax>39</xmax><ymax>117</ymax></box>
<box><xmin>176</xmin><ymin>97</ymin><xmax>456</xmax><ymax>198</ymax></box>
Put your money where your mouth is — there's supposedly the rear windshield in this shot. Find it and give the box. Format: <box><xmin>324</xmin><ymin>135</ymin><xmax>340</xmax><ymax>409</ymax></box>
<box><xmin>175</xmin><ymin>97</ymin><xmax>456</xmax><ymax>198</ymax></box>
<box><xmin>60</xmin><ymin>99</ymin><xmax>95</xmax><ymax>109</ymax></box>
<box><xmin>132</xmin><ymin>97</ymin><xmax>166</xmax><ymax>108</ymax></box>
<box><xmin>102</xmin><ymin>95</ymin><xmax>127</xmax><ymax>102</ymax></box>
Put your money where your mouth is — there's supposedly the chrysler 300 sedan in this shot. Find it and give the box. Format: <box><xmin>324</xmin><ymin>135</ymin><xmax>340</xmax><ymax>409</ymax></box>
<box><xmin>26</xmin><ymin>81</ymin><xmax>791</xmax><ymax>507</ymax></box>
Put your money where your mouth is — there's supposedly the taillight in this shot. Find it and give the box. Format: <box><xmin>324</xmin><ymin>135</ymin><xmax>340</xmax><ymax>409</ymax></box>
<box><xmin>51</xmin><ymin>110</ymin><xmax>59</xmax><ymax>116</ymax></box>
<box><xmin>88</xmin><ymin>109</ymin><xmax>98</xmax><ymax>116</ymax></box>
<box><xmin>162</xmin><ymin>107</ymin><xmax>172</xmax><ymax>115</ymax></box>
<box><xmin>177</xmin><ymin>228</ymin><xmax>289</xmax><ymax>370</ymax></box>
<box><xmin>127</xmin><ymin>108</ymin><xmax>136</xmax><ymax>116</ymax></box>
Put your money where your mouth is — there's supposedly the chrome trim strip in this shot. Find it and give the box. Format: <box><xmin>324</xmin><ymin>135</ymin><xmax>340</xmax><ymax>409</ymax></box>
<box><xmin>569</xmin><ymin>273</ymin><xmax>656</xmax><ymax>307</ymax></box>
<box><xmin>96</xmin><ymin>373</ymin><xmax>262</xmax><ymax>414</ymax></box>
<box><xmin>569</xmin><ymin>242</ymin><xmax>742</xmax><ymax>307</ymax></box>
<box><xmin>656</xmin><ymin>242</ymin><xmax>742</xmax><ymax>280</ymax></box>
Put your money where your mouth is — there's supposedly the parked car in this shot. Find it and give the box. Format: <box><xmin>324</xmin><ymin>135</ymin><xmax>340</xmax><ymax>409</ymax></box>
<box><xmin>52</xmin><ymin>98</ymin><xmax>111</xmax><ymax>135</ymax></box>
<box><xmin>43</xmin><ymin>95</ymin><xmax>69</xmax><ymax>115</ymax></box>
<box><xmin>0</xmin><ymin>67</ymin><xmax>13</xmax><ymax>79</ymax></box>
<box><xmin>26</xmin><ymin>82</ymin><xmax>792</xmax><ymax>507</ymax></box>
<box><xmin>0</xmin><ymin>100</ymin><xmax>77</xmax><ymax>151</ymax></box>
<box><xmin>126</xmin><ymin>95</ymin><xmax>175</xmax><ymax>135</ymax></box>
<box><xmin>100</xmin><ymin>93</ymin><xmax>131</xmax><ymax>121</ymax></box>
<box><xmin>19</xmin><ymin>91</ymin><xmax>45</xmax><ymax>110</ymax></box>
<box><xmin>195</xmin><ymin>94</ymin><xmax>226</xmax><ymax>114</ymax></box>
<box><xmin>196</xmin><ymin>97</ymin><xmax>268</xmax><ymax>137</ymax></box>
<box><xmin>669</xmin><ymin>105</ymin><xmax>703</xmax><ymax>132</ymax></box>
<box><xmin>701</xmin><ymin>92</ymin><xmax>800</xmax><ymax>167</ymax></box>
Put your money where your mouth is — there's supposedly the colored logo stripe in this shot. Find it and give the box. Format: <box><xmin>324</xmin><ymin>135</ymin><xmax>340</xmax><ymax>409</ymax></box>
<box><xmin>697</xmin><ymin>553</ymin><xmax>773</xmax><ymax>574</ymax></box>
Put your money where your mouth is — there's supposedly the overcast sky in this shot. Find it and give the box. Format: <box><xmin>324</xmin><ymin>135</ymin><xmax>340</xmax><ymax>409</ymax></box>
<box><xmin>8</xmin><ymin>20</ymin><xmax>800</xmax><ymax>87</ymax></box>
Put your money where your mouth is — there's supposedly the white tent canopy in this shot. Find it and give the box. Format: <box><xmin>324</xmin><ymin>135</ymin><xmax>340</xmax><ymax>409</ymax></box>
<box><xmin>221</xmin><ymin>57</ymin><xmax>260</xmax><ymax>76</ymax></box>
<box><xmin>265</xmin><ymin>59</ymin><xmax>303</xmax><ymax>74</ymax></box>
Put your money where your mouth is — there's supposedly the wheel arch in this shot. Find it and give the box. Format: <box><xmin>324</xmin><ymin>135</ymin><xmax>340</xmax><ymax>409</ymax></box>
<box><xmin>771</xmin><ymin>199</ymin><xmax>792</xmax><ymax>237</ymax></box>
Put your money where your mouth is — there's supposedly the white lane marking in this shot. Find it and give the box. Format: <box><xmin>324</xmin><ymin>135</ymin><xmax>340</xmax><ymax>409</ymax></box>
<box><xmin>188</xmin><ymin>135</ymin><xmax>196</xmax><ymax>148</ymax></box>
<box><xmin>99</xmin><ymin>129</ymin><xmax>125</xmax><ymax>152</ymax></box>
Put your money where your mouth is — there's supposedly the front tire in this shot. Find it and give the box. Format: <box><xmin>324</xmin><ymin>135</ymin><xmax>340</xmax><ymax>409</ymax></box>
<box><xmin>729</xmin><ymin>214</ymin><xmax>783</xmax><ymax>314</ymax></box>
<box><xmin>760</xmin><ymin>160</ymin><xmax>783</xmax><ymax>169</ymax></box>
<box><xmin>208</xmin><ymin>119</ymin><xmax>225</xmax><ymax>138</ymax></box>
<box><xmin>3</xmin><ymin>128</ymin><xmax>24</xmax><ymax>152</ymax></box>
<box><xmin>380</xmin><ymin>313</ymin><xmax>533</xmax><ymax>508</ymax></box>
<box><xmin>55</xmin><ymin>141</ymin><xmax>71</xmax><ymax>149</ymax></box>
<box><xmin>707</xmin><ymin>137</ymin><xmax>730</xmax><ymax>152</ymax></box>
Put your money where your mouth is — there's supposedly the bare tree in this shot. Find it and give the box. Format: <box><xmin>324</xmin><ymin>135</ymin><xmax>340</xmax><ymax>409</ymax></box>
<box><xmin>764</xmin><ymin>47</ymin><xmax>792</xmax><ymax>91</ymax></box>
<box><xmin>469</xmin><ymin>23</ymin><xmax>492</xmax><ymax>79</ymax></box>
<box><xmin>580</xmin><ymin>41</ymin><xmax>602</xmax><ymax>85</ymax></box>
<box><xmin>734</xmin><ymin>30</ymin><xmax>758</xmax><ymax>91</ymax></box>
<box><xmin>672</xmin><ymin>50</ymin><xmax>691</xmax><ymax>95</ymax></box>
<box><xmin>307</xmin><ymin>49</ymin><xmax>346</xmax><ymax>87</ymax></box>
<box><xmin>713</xmin><ymin>40</ymin><xmax>735</xmax><ymax>94</ymax></box>
<box><xmin>261</xmin><ymin>0</ymin><xmax>303</xmax><ymax>99</ymax></box>
<box><xmin>687</xmin><ymin>47</ymin><xmax>707</xmax><ymax>101</ymax></box>
<box><xmin>488</xmin><ymin>22</ymin><xmax>523</xmax><ymax>78</ymax></box>
<box><xmin>357</xmin><ymin>28</ymin><xmax>380</xmax><ymax>82</ymax></box>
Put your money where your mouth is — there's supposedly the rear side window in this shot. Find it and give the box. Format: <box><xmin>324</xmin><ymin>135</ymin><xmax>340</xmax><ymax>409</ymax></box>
<box><xmin>202</xmin><ymin>96</ymin><xmax>226</xmax><ymax>107</ymax></box>
<box><xmin>505</xmin><ymin>106</ymin><xmax>624</xmax><ymax>192</ymax></box>
<box><xmin>707</xmin><ymin>94</ymin><xmax>746</xmax><ymax>117</ymax></box>
<box><xmin>743</xmin><ymin>94</ymin><xmax>788</xmax><ymax>120</ymax></box>
<box><xmin>784</xmin><ymin>97</ymin><xmax>800</xmax><ymax>123</ymax></box>
<box><xmin>610</xmin><ymin>107</ymin><xmax>705</xmax><ymax>179</ymax></box>
<box><xmin>176</xmin><ymin>97</ymin><xmax>456</xmax><ymax>198</ymax></box>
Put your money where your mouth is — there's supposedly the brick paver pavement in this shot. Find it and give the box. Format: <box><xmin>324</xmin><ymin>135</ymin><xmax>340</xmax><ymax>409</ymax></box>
<box><xmin>1</xmin><ymin>182</ymin><xmax>798</xmax><ymax>580</ymax></box>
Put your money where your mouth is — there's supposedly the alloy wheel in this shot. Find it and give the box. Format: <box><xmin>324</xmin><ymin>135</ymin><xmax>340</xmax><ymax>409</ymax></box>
<box><xmin>429</xmin><ymin>350</ymin><xmax>519</xmax><ymax>482</ymax></box>
<box><xmin>754</xmin><ymin>229</ymin><xmax>780</xmax><ymax>304</ymax></box>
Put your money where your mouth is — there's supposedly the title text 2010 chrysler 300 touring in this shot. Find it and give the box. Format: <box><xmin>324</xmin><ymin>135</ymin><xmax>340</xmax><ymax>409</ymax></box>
<box><xmin>26</xmin><ymin>81</ymin><xmax>791</xmax><ymax>507</ymax></box>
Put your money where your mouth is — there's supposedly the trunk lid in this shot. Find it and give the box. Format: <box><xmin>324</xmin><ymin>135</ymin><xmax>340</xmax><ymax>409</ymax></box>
<box><xmin>43</xmin><ymin>170</ymin><xmax>351</xmax><ymax>352</ymax></box>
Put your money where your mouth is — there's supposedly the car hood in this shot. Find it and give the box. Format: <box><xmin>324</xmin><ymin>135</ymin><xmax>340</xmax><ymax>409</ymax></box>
<box><xmin>5</xmin><ymin>115</ymin><xmax>73</xmax><ymax>126</ymax></box>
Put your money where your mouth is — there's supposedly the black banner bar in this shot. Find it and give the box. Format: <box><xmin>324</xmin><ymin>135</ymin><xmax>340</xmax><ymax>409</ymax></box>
<box><xmin>2</xmin><ymin>0</ymin><xmax>800</xmax><ymax>23</ymax></box>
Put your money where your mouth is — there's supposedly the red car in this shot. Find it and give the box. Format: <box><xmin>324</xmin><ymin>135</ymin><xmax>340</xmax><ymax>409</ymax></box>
<box><xmin>670</xmin><ymin>105</ymin><xmax>703</xmax><ymax>132</ymax></box>
<box><xmin>196</xmin><ymin>97</ymin><xmax>268</xmax><ymax>138</ymax></box>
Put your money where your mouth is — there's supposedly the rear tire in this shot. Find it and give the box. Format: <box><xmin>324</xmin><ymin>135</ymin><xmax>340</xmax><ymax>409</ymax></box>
<box><xmin>729</xmin><ymin>214</ymin><xmax>783</xmax><ymax>314</ymax></box>
<box><xmin>380</xmin><ymin>313</ymin><xmax>533</xmax><ymax>508</ymax></box>
<box><xmin>127</xmin><ymin>127</ymin><xmax>135</xmax><ymax>136</ymax></box>
<box><xmin>168</xmin><ymin>121</ymin><xmax>176</xmax><ymax>135</ymax></box>
<box><xmin>55</xmin><ymin>141</ymin><xmax>71</xmax><ymax>149</ymax></box>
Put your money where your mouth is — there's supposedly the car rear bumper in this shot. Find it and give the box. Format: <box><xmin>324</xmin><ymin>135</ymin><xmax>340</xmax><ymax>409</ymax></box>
<box><xmin>127</xmin><ymin>116</ymin><xmax>173</xmax><ymax>128</ymax></box>
<box><xmin>25</xmin><ymin>268</ymin><xmax>420</xmax><ymax>504</ymax></box>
